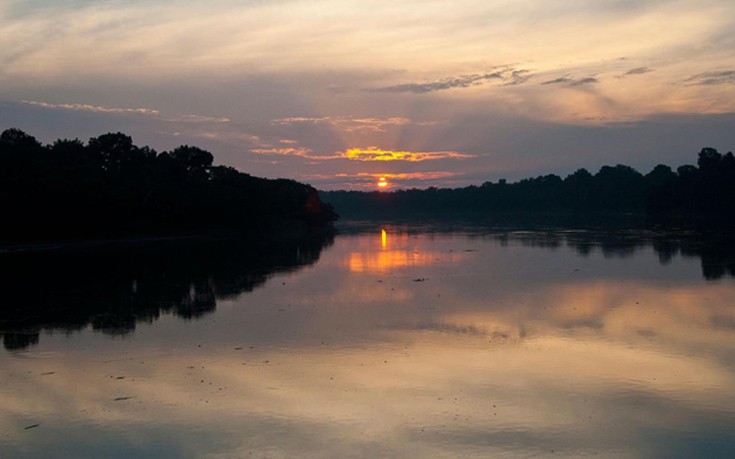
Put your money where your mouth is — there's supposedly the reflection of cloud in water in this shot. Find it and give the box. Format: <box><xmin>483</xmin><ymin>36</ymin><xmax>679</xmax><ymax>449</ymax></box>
<box><xmin>2</xmin><ymin>320</ymin><xmax>734</xmax><ymax>458</ymax></box>
<box><xmin>2</xmin><ymin>229</ymin><xmax>735</xmax><ymax>457</ymax></box>
<box><xmin>436</xmin><ymin>281</ymin><xmax>735</xmax><ymax>361</ymax></box>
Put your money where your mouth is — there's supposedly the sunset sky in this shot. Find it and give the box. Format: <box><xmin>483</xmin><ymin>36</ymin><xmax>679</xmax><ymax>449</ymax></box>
<box><xmin>2</xmin><ymin>0</ymin><xmax>734</xmax><ymax>189</ymax></box>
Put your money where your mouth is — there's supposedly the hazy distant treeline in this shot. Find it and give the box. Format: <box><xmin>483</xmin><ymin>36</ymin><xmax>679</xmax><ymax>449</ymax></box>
<box><xmin>0</xmin><ymin>128</ymin><xmax>336</xmax><ymax>242</ymax></box>
<box><xmin>322</xmin><ymin>147</ymin><xmax>735</xmax><ymax>219</ymax></box>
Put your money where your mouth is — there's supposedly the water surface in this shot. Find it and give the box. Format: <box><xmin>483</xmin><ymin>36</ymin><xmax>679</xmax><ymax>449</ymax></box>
<box><xmin>2</xmin><ymin>224</ymin><xmax>735</xmax><ymax>458</ymax></box>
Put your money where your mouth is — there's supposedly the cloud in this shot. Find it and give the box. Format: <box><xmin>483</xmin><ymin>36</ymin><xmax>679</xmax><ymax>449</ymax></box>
<box><xmin>620</xmin><ymin>66</ymin><xmax>654</xmax><ymax>77</ymax></box>
<box><xmin>571</xmin><ymin>77</ymin><xmax>599</xmax><ymax>86</ymax></box>
<box><xmin>341</xmin><ymin>147</ymin><xmax>473</xmax><ymax>162</ymax></box>
<box><xmin>163</xmin><ymin>114</ymin><xmax>231</xmax><ymax>124</ymax></box>
<box><xmin>251</xmin><ymin>146</ymin><xmax>315</xmax><ymax>158</ymax></box>
<box><xmin>249</xmin><ymin>144</ymin><xmax>473</xmax><ymax>163</ymax></box>
<box><xmin>307</xmin><ymin>171</ymin><xmax>462</xmax><ymax>190</ymax></box>
<box><xmin>504</xmin><ymin>69</ymin><xmax>533</xmax><ymax>86</ymax></box>
<box><xmin>272</xmin><ymin>116</ymin><xmax>426</xmax><ymax>133</ymax></box>
<box><xmin>541</xmin><ymin>76</ymin><xmax>599</xmax><ymax>87</ymax></box>
<box><xmin>371</xmin><ymin>73</ymin><xmax>502</xmax><ymax>94</ymax></box>
<box><xmin>684</xmin><ymin>70</ymin><xmax>735</xmax><ymax>86</ymax></box>
<box><xmin>250</xmin><ymin>137</ymin><xmax>340</xmax><ymax>161</ymax></box>
<box><xmin>335</xmin><ymin>171</ymin><xmax>459</xmax><ymax>180</ymax></box>
<box><xmin>22</xmin><ymin>99</ymin><xmax>232</xmax><ymax>125</ymax></box>
<box><xmin>192</xmin><ymin>131</ymin><xmax>262</xmax><ymax>144</ymax></box>
<box><xmin>542</xmin><ymin>76</ymin><xmax>572</xmax><ymax>85</ymax></box>
<box><xmin>21</xmin><ymin>100</ymin><xmax>159</xmax><ymax>115</ymax></box>
<box><xmin>369</xmin><ymin>68</ymin><xmax>532</xmax><ymax>94</ymax></box>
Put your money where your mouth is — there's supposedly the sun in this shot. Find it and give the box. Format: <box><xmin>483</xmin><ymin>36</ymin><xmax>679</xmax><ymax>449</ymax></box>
<box><xmin>377</xmin><ymin>177</ymin><xmax>389</xmax><ymax>189</ymax></box>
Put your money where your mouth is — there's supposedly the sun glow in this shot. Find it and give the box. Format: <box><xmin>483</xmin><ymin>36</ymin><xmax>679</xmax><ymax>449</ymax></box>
<box><xmin>377</xmin><ymin>177</ymin><xmax>389</xmax><ymax>189</ymax></box>
<box><xmin>343</xmin><ymin>147</ymin><xmax>472</xmax><ymax>162</ymax></box>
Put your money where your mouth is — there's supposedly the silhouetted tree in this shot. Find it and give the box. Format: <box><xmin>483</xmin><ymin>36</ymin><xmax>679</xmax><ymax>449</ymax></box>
<box><xmin>645</xmin><ymin>164</ymin><xmax>678</xmax><ymax>212</ymax></box>
<box><xmin>0</xmin><ymin>128</ymin><xmax>336</xmax><ymax>243</ymax></box>
<box><xmin>322</xmin><ymin>146</ymin><xmax>734</xmax><ymax>220</ymax></box>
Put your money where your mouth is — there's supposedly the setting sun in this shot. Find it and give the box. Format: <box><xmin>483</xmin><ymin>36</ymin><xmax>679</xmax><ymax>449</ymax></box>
<box><xmin>377</xmin><ymin>177</ymin><xmax>388</xmax><ymax>189</ymax></box>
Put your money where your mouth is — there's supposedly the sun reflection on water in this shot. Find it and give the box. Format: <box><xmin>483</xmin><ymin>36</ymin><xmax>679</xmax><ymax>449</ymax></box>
<box><xmin>346</xmin><ymin>228</ymin><xmax>467</xmax><ymax>273</ymax></box>
<box><xmin>3</xmin><ymin>230</ymin><xmax>735</xmax><ymax>458</ymax></box>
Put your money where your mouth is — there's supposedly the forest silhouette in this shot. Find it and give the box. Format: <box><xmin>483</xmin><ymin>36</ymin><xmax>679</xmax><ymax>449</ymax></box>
<box><xmin>3</xmin><ymin>127</ymin><xmax>734</xmax><ymax>242</ymax></box>
<box><xmin>322</xmin><ymin>147</ymin><xmax>735</xmax><ymax>219</ymax></box>
<box><xmin>0</xmin><ymin>128</ymin><xmax>336</xmax><ymax>243</ymax></box>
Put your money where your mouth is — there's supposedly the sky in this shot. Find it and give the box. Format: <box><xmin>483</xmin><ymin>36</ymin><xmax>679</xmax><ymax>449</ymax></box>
<box><xmin>1</xmin><ymin>0</ymin><xmax>735</xmax><ymax>190</ymax></box>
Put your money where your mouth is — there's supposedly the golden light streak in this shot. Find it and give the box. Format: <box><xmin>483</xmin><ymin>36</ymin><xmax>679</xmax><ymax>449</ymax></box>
<box><xmin>346</xmin><ymin>229</ymin><xmax>469</xmax><ymax>273</ymax></box>
<box><xmin>272</xmin><ymin>116</ymin><xmax>422</xmax><ymax>133</ymax></box>
<box><xmin>342</xmin><ymin>147</ymin><xmax>472</xmax><ymax>162</ymax></box>
<box><xmin>332</xmin><ymin>172</ymin><xmax>458</xmax><ymax>181</ymax></box>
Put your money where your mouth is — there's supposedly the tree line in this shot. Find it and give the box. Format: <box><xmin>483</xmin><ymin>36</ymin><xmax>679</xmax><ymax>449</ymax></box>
<box><xmin>321</xmin><ymin>147</ymin><xmax>735</xmax><ymax>219</ymax></box>
<box><xmin>0</xmin><ymin>128</ymin><xmax>337</xmax><ymax>242</ymax></box>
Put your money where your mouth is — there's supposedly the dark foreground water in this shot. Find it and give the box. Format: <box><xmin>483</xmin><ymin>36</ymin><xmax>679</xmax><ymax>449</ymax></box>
<box><xmin>2</xmin><ymin>223</ymin><xmax>735</xmax><ymax>458</ymax></box>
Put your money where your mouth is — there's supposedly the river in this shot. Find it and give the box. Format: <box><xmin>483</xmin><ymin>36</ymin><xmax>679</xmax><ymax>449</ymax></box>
<box><xmin>2</xmin><ymin>221</ymin><xmax>734</xmax><ymax>458</ymax></box>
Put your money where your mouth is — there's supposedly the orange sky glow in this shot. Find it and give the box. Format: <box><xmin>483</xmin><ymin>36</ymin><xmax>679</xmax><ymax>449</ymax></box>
<box><xmin>2</xmin><ymin>0</ymin><xmax>734</xmax><ymax>189</ymax></box>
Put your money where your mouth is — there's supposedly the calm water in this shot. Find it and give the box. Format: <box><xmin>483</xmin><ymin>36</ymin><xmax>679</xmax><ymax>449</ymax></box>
<box><xmin>2</xmin><ymin>223</ymin><xmax>735</xmax><ymax>458</ymax></box>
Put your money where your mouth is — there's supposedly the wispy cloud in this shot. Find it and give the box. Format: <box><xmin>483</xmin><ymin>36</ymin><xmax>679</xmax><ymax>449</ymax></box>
<box><xmin>272</xmin><ymin>116</ymin><xmax>428</xmax><ymax>133</ymax></box>
<box><xmin>22</xmin><ymin>99</ymin><xmax>231</xmax><ymax>124</ymax></box>
<box><xmin>250</xmin><ymin>137</ymin><xmax>340</xmax><ymax>161</ymax></box>
<box><xmin>251</xmin><ymin>146</ymin><xmax>316</xmax><ymax>158</ymax></box>
<box><xmin>191</xmin><ymin>131</ymin><xmax>262</xmax><ymax>144</ymax></box>
<box><xmin>163</xmin><ymin>114</ymin><xmax>230</xmax><ymax>124</ymax></box>
<box><xmin>249</xmin><ymin>144</ymin><xmax>473</xmax><ymax>163</ymax></box>
<box><xmin>21</xmin><ymin>100</ymin><xmax>159</xmax><ymax>115</ymax></box>
<box><xmin>542</xmin><ymin>76</ymin><xmax>572</xmax><ymax>85</ymax></box>
<box><xmin>684</xmin><ymin>70</ymin><xmax>735</xmax><ymax>86</ymax></box>
<box><xmin>371</xmin><ymin>73</ymin><xmax>502</xmax><ymax>94</ymax></box>
<box><xmin>341</xmin><ymin>147</ymin><xmax>473</xmax><ymax>162</ymax></box>
<box><xmin>571</xmin><ymin>77</ymin><xmax>599</xmax><ymax>86</ymax></box>
<box><xmin>369</xmin><ymin>67</ymin><xmax>532</xmax><ymax>94</ymax></box>
<box><xmin>619</xmin><ymin>66</ymin><xmax>654</xmax><ymax>78</ymax></box>
<box><xmin>541</xmin><ymin>76</ymin><xmax>598</xmax><ymax>87</ymax></box>
<box><xmin>504</xmin><ymin>69</ymin><xmax>533</xmax><ymax>86</ymax></box>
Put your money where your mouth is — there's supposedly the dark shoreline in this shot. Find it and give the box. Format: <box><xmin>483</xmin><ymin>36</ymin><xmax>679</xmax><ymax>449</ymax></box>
<box><xmin>0</xmin><ymin>219</ymin><xmax>336</xmax><ymax>255</ymax></box>
<box><xmin>4</xmin><ymin>210</ymin><xmax>734</xmax><ymax>255</ymax></box>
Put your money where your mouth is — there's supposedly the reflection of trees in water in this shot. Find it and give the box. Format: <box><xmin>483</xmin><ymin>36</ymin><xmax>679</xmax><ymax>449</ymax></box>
<box><xmin>493</xmin><ymin>229</ymin><xmax>735</xmax><ymax>281</ymax></box>
<box><xmin>351</xmin><ymin>218</ymin><xmax>735</xmax><ymax>281</ymax></box>
<box><xmin>0</xmin><ymin>232</ymin><xmax>333</xmax><ymax>350</ymax></box>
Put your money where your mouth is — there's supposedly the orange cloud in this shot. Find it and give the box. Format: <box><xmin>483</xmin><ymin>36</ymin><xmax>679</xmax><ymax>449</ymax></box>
<box><xmin>341</xmin><ymin>147</ymin><xmax>472</xmax><ymax>162</ymax></box>
<box><xmin>335</xmin><ymin>172</ymin><xmax>459</xmax><ymax>180</ymax></box>
<box><xmin>272</xmin><ymin>116</ymin><xmax>432</xmax><ymax>133</ymax></box>
<box><xmin>249</xmin><ymin>142</ymin><xmax>473</xmax><ymax>164</ymax></box>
